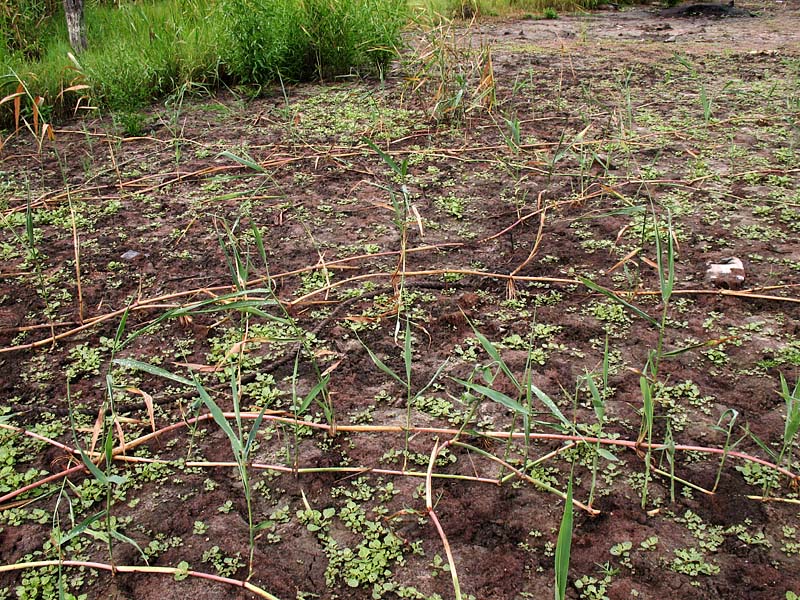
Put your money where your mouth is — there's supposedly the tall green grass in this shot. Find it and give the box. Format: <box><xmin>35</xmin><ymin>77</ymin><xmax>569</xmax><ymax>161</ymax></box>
<box><xmin>220</xmin><ymin>0</ymin><xmax>406</xmax><ymax>83</ymax></box>
<box><xmin>0</xmin><ymin>0</ymin><xmax>222</xmax><ymax>126</ymax></box>
<box><xmin>0</xmin><ymin>0</ymin><xmax>60</xmax><ymax>59</ymax></box>
<box><xmin>411</xmin><ymin>0</ymin><xmax>606</xmax><ymax>20</ymax></box>
<box><xmin>0</xmin><ymin>0</ymin><xmax>406</xmax><ymax>128</ymax></box>
<box><xmin>1</xmin><ymin>0</ymin><xmax>640</xmax><ymax>128</ymax></box>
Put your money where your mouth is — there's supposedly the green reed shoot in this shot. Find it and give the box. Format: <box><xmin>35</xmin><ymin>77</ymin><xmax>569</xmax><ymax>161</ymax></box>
<box><xmin>364</xmin><ymin>137</ymin><xmax>413</xmax><ymax>339</ymax></box>
<box><xmin>452</xmin><ymin>320</ymin><xmax>571</xmax><ymax>475</ymax></box>
<box><xmin>502</xmin><ymin>113</ymin><xmax>521</xmax><ymax>153</ymax></box>
<box><xmin>584</xmin><ymin>337</ymin><xmax>618</xmax><ymax>507</ymax></box>
<box><xmin>777</xmin><ymin>373</ymin><xmax>800</xmax><ymax>470</ymax></box>
<box><xmin>652</xmin><ymin>209</ymin><xmax>675</xmax><ymax>373</ymax></box>
<box><xmin>458</xmin><ymin>320</ymin><xmax>571</xmax><ymax>431</ymax></box>
<box><xmin>699</xmin><ymin>81</ymin><xmax>732</xmax><ymax>124</ymax></box>
<box><xmin>661</xmin><ymin>420</ymin><xmax>676</xmax><ymax>503</ymax></box>
<box><xmin>745</xmin><ymin>375</ymin><xmax>799</xmax><ymax>497</ymax></box>
<box><xmin>60</xmin><ymin>308</ymin><xmax>138</xmax><ymax>564</ymax></box>
<box><xmin>699</xmin><ymin>84</ymin><xmax>712</xmax><ymax>123</ymax></box>
<box><xmin>114</xmin><ymin>243</ymin><xmax>296</xmax><ymax>579</ymax></box>
<box><xmin>546</xmin><ymin>124</ymin><xmax>590</xmax><ymax>184</ymax></box>
<box><xmin>579</xmin><ymin>211</ymin><xmax>676</xmax><ymax>508</ymax></box>
<box><xmin>116</xmin><ymin>358</ymin><xmax>268</xmax><ymax>578</ymax></box>
<box><xmin>641</xmin><ymin>210</ymin><xmax>675</xmax><ymax>506</ymax></box>
<box><xmin>620</xmin><ymin>67</ymin><xmax>634</xmax><ymax>131</ymax></box>
<box><xmin>710</xmin><ymin>408</ymin><xmax>741</xmax><ymax>492</ymax></box>
<box><xmin>216</xmin><ymin>215</ymin><xmax>252</xmax><ymax>291</ymax></box>
<box><xmin>358</xmin><ymin>316</ymin><xmax>450</xmax><ymax>471</ymax></box>
<box><xmin>578</xmin><ymin>277</ymin><xmax>658</xmax><ymax>328</ymax></box>
<box><xmin>554</xmin><ymin>474</ymin><xmax>573</xmax><ymax>600</ymax></box>
<box><xmin>638</xmin><ymin>353</ymin><xmax>655</xmax><ymax>509</ymax></box>
<box><xmin>287</xmin><ymin>350</ymin><xmax>331</xmax><ymax>473</ymax></box>
<box><xmin>66</xmin><ymin>378</ymin><xmax>146</xmax><ymax>565</ymax></box>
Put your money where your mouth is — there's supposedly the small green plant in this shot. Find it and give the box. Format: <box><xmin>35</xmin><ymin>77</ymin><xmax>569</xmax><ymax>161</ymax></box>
<box><xmin>65</xmin><ymin>343</ymin><xmax>102</xmax><ymax>381</ymax></box>
<box><xmin>670</xmin><ymin>547</ymin><xmax>719</xmax><ymax>576</ymax></box>
<box><xmin>639</xmin><ymin>536</ymin><xmax>659</xmax><ymax>551</ymax></box>
<box><xmin>113</xmin><ymin>111</ymin><xmax>148</xmax><ymax>137</ymax></box>
<box><xmin>609</xmin><ymin>541</ymin><xmax>633</xmax><ymax>568</ymax></box>
<box><xmin>583</xmin><ymin>337</ymin><xmax>618</xmax><ymax>507</ymax></box>
<box><xmin>193</xmin><ymin>521</ymin><xmax>208</xmax><ymax>535</ymax></box>
<box><xmin>574</xmin><ymin>573</ymin><xmax>611</xmax><ymax>600</ymax></box>
<box><xmin>777</xmin><ymin>373</ymin><xmax>800</xmax><ymax>470</ymax></box>
<box><xmin>115</xmin><ymin>283</ymin><xmax>295</xmax><ymax>578</ymax></box>
<box><xmin>201</xmin><ymin>545</ymin><xmax>245</xmax><ymax>577</ymax></box>
<box><xmin>435</xmin><ymin>192</ymin><xmax>468</xmax><ymax>219</ymax></box>
<box><xmin>543</xmin><ymin>7</ymin><xmax>558</xmax><ymax>19</ymax></box>
<box><xmin>699</xmin><ymin>84</ymin><xmax>713</xmax><ymax>123</ymax></box>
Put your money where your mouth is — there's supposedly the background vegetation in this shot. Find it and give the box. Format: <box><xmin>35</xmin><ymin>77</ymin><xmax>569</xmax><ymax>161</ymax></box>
<box><xmin>0</xmin><ymin>0</ymin><xmax>609</xmax><ymax>128</ymax></box>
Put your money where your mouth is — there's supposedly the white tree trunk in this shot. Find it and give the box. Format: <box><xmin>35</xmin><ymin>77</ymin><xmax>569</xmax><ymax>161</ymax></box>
<box><xmin>63</xmin><ymin>0</ymin><xmax>87</xmax><ymax>53</ymax></box>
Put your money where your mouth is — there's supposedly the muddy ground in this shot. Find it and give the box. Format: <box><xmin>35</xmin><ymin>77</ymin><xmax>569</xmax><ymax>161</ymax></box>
<box><xmin>1</xmin><ymin>2</ymin><xmax>799</xmax><ymax>599</ymax></box>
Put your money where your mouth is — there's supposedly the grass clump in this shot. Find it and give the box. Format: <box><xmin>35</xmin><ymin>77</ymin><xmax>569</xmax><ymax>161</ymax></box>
<box><xmin>411</xmin><ymin>0</ymin><xmax>612</xmax><ymax>21</ymax></box>
<box><xmin>82</xmin><ymin>0</ymin><xmax>222</xmax><ymax>110</ymax></box>
<box><xmin>0</xmin><ymin>0</ymin><xmax>60</xmax><ymax>60</ymax></box>
<box><xmin>0</xmin><ymin>0</ymin><xmax>406</xmax><ymax>127</ymax></box>
<box><xmin>220</xmin><ymin>0</ymin><xmax>406</xmax><ymax>83</ymax></box>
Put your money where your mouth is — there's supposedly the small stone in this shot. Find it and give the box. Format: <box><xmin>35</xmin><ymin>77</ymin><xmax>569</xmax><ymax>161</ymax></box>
<box><xmin>705</xmin><ymin>257</ymin><xmax>745</xmax><ymax>289</ymax></box>
<box><xmin>121</xmin><ymin>250</ymin><xmax>143</xmax><ymax>261</ymax></box>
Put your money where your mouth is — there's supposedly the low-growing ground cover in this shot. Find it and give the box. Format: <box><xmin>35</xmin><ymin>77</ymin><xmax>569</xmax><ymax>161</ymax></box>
<box><xmin>1</xmin><ymin>3</ymin><xmax>799</xmax><ymax>599</ymax></box>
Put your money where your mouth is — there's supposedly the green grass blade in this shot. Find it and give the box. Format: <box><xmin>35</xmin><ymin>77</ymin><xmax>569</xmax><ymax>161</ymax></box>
<box><xmin>230</xmin><ymin>367</ymin><xmax>243</xmax><ymax>440</ymax></box>
<box><xmin>529</xmin><ymin>382</ymin><xmax>571</xmax><ymax>431</ymax></box>
<box><xmin>76</xmin><ymin>446</ymin><xmax>112</xmax><ymax>485</ymax></box>
<box><xmin>467</xmin><ymin>324</ymin><xmax>521</xmax><ymax>392</ymax></box>
<box><xmin>356</xmin><ymin>333</ymin><xmax>405</xmax><ymax>386</ymax></box>
<box><xmin>67</xmin><ymin>383</ymin><xmax>122</xmax><ymax>486</ymax></box>
<box><xmin>112</xmin><ymin>358</ymin><xmax>194</xmax><ymax>387</ymax></box>
<box><xmin>25</xmin><ymin>195</ymin><xmax>34</xmax><ymax>248</ymax></box>
<box><xmin>363</xmin><ymin>137</ymin><xmax>402</xmax><ymax>176</ymax></box>
<box><xmin>554</xmin><ymin>475</ymin><xmax>574</xmax><ymax>600</ymax></box>
<box><xmin>55</xmin><ymin>511</ymin><xmax>106</xmax><ymax>547</ymax></box>
<box><xmin>653</xmin><ymin>210</ymin><xmax>675</xmax><ymax>303</ymax></box>
<box><xmin>122</xmin><ymin>290</ymin><xmax>288</xmax><ymax>345</ymax></box>
<box><xmin>780</xmin><ymin>374</ymin><xmax>800</xmax><ymax>449</ymax></box>
<box><xmin>597</xmin><ymin>447</ymin><xmax>618</xmax><ymax>462</ymax></box>
<box><xmin>585</xmin><ymin>374</ymin><xmax>604</xmax><ymax>424</ymax></box>
<box><xmin>404</xmin><ymin>318</ymin><xmax>412</xmax><ymax>387</ymax></box>
<box><xmin>579</xmin><ymin>276</ymin><xmax>658</xmax><ymax>326</ymax></box>
<box><xmin>415</xmin><ymin>357</ymin><xmax>450</xmax><ymax>398</ymax></box>
<box><xmin>194</xmin><ymin>377</ymin><xmax>243</xmax><ymax>455</ymax></box>
<box><xmin>746</xmin><ymin>429</ymin><xmax>779</xmax><ymax>462</ymax></box>
<box><xmin>166</xmin><ymin>291</ymin><xmax>283</xmax><ymax>314</ymax></box>
<box><xmin>179</xmin><ymin>299</ymin><xmax>284</xmax><ymax>319</ymax></box>
<box><xmin>219</xmin><ymin>150</ymin><xmax>266</xmax><ymax>173</ymax></box>
<box><xmin>452</xmin><ymin>377</ymin><xmax>528</xmax><ymax>416</ymax></box>
<box><xmin>639</xmin><ymin>374</ymin><xmax>654</xmax><ymax>441</ymax></box>
<box><xmin>661</xmin><ymin>337</ymin><xmax>731</xmax><ymax>358</ymax></box>
<box><xmin>243</xmin><ymin>406</ymin><xmax>267</xmax><ymax>460</ymax></box>
<box><xmin>577</xmin><ymin>205</ymin><xmax>645</xmax><ymax>220</ymax></box>
<box><xmin>113</xmin><ymin>305</ymin><xmax>130</xmax><ymax>350</ymax></box>
<box><xmin>252</xmin><ymin>221</ymin><xmax>268</xmax><ymax>270</ymax></box>
<box><xmin>109</xmin><ymin>528</ymin><xmax>149</xmax><ymax>563</ymax></box>
<box><xmin>297</xmin><ymin>374</ymin><xmax>331</xmax><ymax>415</ymax></box>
